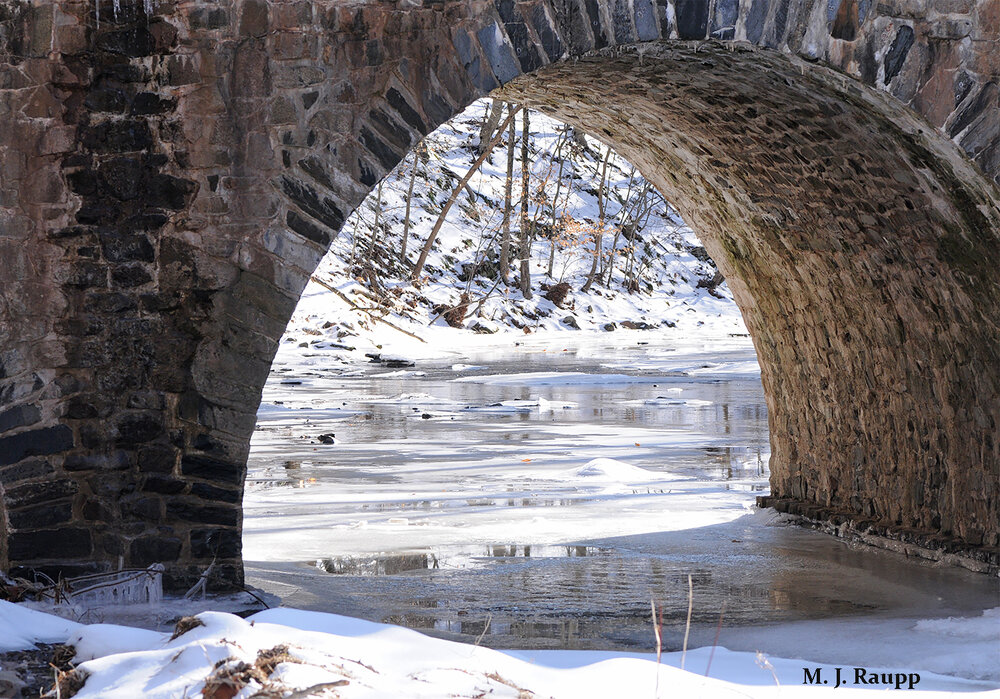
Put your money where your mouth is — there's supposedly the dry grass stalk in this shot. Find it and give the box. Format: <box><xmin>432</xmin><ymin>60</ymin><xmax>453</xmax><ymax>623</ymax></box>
<box><xmin>170</xmin><ymin>616</ymin><xmax>206</xmax><ymax>641</ymax></box>
<box><xmin>680</xmin><ymin>574</ymin><xmax>693</xmax><ymax>670</ymax></box>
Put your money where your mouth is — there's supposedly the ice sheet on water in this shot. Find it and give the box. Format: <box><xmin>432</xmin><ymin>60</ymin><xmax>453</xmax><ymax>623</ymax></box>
<box><xmin>558</xmin><ymin>458</ymin><xmax>686</xmax><ymax>483</ymax></box>
<box><xmin>453</xmin><ymin>371</ymin><xmax>670</xmax><ymax>386</ymax></box>
<box><xmin>913</xmin><ymin>607</ymin><xmax>1000</xmax><ymax>639</ymax></box>
<box><xmin>461</xmin><ymin>397</ymin><xmax>578</xmax><ymax>413</ymax></box>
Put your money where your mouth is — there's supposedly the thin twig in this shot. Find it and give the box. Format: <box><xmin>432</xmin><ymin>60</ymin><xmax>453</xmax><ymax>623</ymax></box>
<box><xmin>650</xmin><ymin>599</ymin><xmax>662</xmax><ymax>697</ymax></box>
<box><xmin>681</xmin><ymin>573</ymin><xmax>693</xmax><ymax>670</ymax></box>
<box><xmin>474</xmin><ymin>613</ymin><xmax>493</xmax><ymax>646</ymax></box>
<box><xmin>311</xmin><ymin>276</ymin><xmax>426</xmax><ymax>344</ymax></box>
<box><xmin>704</xmin><ymin>602</ymin><xmax>726</xmax><ymax>677</ymax></box>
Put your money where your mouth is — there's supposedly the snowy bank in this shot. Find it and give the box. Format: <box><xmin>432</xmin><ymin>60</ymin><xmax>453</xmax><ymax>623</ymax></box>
<box><xmin>1</xmin><ymin>601</ymin><xmax>997</xmax><ymax>697</ymax></box>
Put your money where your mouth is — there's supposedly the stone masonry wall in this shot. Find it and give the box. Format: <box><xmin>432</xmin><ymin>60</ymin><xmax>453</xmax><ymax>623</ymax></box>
<box><xmin>0</xmin><ymin>0</ymin><xmax>997</xmax><ymax>588</ymax></box>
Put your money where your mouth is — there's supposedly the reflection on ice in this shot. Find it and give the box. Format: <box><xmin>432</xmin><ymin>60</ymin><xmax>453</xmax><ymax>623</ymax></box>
<box><xmin>314</xmin><ymin>545</ymin><xmax>614</xmax><ymax>577</ymax></box>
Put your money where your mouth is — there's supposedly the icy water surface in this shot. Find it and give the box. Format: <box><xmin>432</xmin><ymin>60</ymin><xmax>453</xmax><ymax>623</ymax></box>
<box><xmin>244</xmin><ymin>335</ymin><xmax>999</xmax><ymax>657</ymax></box>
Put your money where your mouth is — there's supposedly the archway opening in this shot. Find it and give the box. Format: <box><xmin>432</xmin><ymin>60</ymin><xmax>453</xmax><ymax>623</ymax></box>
<box><xmin>240</xmin><ymin>42</ymin><xmax>998</xmax><ymax>650</ymax></box>
<box><xmin>244</xmin><ymin>95</ymin><xmax>773</xmax><ymax>649</ymax></box>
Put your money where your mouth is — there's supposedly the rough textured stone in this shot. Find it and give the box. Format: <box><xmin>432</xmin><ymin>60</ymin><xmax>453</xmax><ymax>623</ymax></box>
<box><xmin>0</xmin><ymin>0</ymin><xmax>996</xmax><ymax>592</ymax></box>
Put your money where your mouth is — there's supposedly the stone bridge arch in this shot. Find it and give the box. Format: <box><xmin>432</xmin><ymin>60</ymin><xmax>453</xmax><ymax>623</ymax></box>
<box><xmin>0</xmin><ymin>0</ymin><xmax>997</xmax><ymax>588</ymax></box>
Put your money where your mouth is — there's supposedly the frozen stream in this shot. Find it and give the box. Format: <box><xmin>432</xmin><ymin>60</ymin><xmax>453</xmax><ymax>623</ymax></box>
<box><xmin>244</xmin><ymin>334</ymin><xmax>999</xmax><ymax>680</ymax></box>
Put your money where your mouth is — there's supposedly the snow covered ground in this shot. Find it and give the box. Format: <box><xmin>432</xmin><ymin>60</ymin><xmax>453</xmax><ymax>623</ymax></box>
<box><xmin>2</xmin><ymin>601</ymin><xmax>997</xmax><ymax>697</ymax></box>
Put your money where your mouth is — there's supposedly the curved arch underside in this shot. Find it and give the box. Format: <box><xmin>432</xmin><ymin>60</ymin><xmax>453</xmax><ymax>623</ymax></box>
<box><xmin>0</xmin><ymin>0</ymin><xmax>997</xmax><ymax>587</ymax></box>
<box><xmin>499</xmin><ymin>44</ymin><xmax>1000</xmax><ymax>551</ymax></box>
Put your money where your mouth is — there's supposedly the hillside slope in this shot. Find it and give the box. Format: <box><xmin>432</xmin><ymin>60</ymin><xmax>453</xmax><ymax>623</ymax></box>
<box><xmin>281</xmin><ymin>100</ymin><xmax>747</xmax><ymax>358</ymax></box>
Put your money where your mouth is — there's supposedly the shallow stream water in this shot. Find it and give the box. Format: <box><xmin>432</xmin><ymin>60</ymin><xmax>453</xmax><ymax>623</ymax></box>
<box><xmin>244</xmin><ymin>334</ymin><xmax>999</xmax><ymax>660</ymax></box>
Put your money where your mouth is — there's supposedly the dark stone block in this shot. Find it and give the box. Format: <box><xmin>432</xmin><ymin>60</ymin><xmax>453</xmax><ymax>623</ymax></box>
<box><xmin>358</xmin><ymin>159</ymin><xmax>378</xmax><ymax>188</ymax></box>
<box><xmin>116</xmin><ymin>413</ymin><xmax>164</xmax><ymax>445</ymax></box>
<box><xmin>100</xmin><ymin>63</ymin><xmax>151</xmax><ymax>83</ymax></box>
<box><xmin>830</xmin><ymin>0</ymin><xmax>857</xmax><ymax>40</ymax></box>
<box><xmin>359</xmin><ymin>126</ymin><xmax>403</xmax><ymax>172</ymax></box>
<box><xmin>180</xmin><ymin>454</ymin><xmax>243</xmax><ymax>485</ymax></box>
<box><xmin>99</xmin><ymin>157</ymin><xmax>145</xmax><ymax>201</ymax></box>
<box><xmin>121</xmin><ymin>496</ymin><xmax>162</xmax><ymax>521</ymax></box>
<box><xmin>189</xmin><ymin>7</ymin><xmax>229</xmax><ymax>30</ymax></box>
<box><xmin>64</xmin><ymin>450</ymin><xmax>131</xmax><ymax>472</ymax></box>
<box><xmin>6</xmin><ymin>478</ymin><xmax>77</xmax><ymax>508</ymax></box>
<box><xmin>954</xmin><ymin>71</ymin><xmax>974</xmax><ymax>108</ymax></box>
<box><xmin>137</xmin><ymin>445</ymin><xmax>175</xmax><ymax>473</ymax></box>
<box><xmin>386</xmin><ymin>87</ymin><xmax>427</xmax><ymax>134</ymax></box>
<box><xmin>0</xmin><ymin>404</ymin><xmax>41</xmax><ymax>432</ymax></box>
<box><xmin>949</xmin><ymin>82</ymin><xmax>997</xmax><ymax>138</ymax></box>
<box><xmin>365</xmin><ymin>39</ymin><xmax>381</xmax><ymax>66</ymax></box>
<box><xmin>770</xmin><ymin>0</ymin><xmax>791</xmax><ymax>44</ymax></box>
<box><xmin>99</xmin><ymin>230</ymin><xmax>155</xmax><ymax>262</ymax></box>
<box><xmin>452</xmin><ymin>28</ymin><xmax>499</xmax><ymax>93</ymax></box>
<box><xmin>240</xmin><ymin>0</ymin><xmax>269</xmax><ymax>38</ymax></box>
<box><xmin>82</xmin><ymin>498</ymin><xmax>112</xmax><ymax>521</ymax></box>
<box><xmin>0</xmin><ymin>458</ymin><xmax>54</xmax><ymax>486</ymax></box>
<box><xmin>129</xmin><ymin>536</ymin><xmax>182</xmax><ymax>566</ymax></box>
<box><xmin>124</xmin><ymin>212</ymin><xmax>170</xmax><ymax>231</ymax></box>
<box><xmin>66</xmin><ymin>170</ymin><xmax>99</xmax><ymax>196</ymax></box>
<box><xmin>420</xmin><ymin>89</ymin><xmax>452</xmax><ymax>131</ymax></box>
<box><xmin>476</xmin><ymin>22</ymin><xmax>521</xmax><ymax>84</ymax></box>
<box><xmin>280</xmin><ymin>176</ymin><xmax>345</xmax><ymax>231</ymax></box>
<box><xmin>81</xmin><ymin>119</ymin><xmax>153</xmax><ymax>153</ymax></box>
<box><xmin>96</xmin><ymin>27</ymin><xmax>155</xmax><ymax>57</ymax></box>
<box><xmin>298</xmin><ymin>155</ymin><xmax>337</xmax><ymax>191</ymax></box>
<box><xmin>0</xmin><ymin>425</ymin><xmax>74</xmax><ymax>466</ymax></box>
<box><xmin>84</xmin><ymin>88</ymin><xmax>128</xmax><ymax>113</ymax></box>
<box><xmin>66</xmin><ymin>399</ymin><xmax>99</xmax><ymax>419</ymax></box>
<box><xmin>675</xmin><ymin>0</ymin><xmax>710</xmax><ymax>39</ymax></box>
<box><xmin>302</xmin><ymin>91</ymin><xmax>319</xmax><ymax>110</ymax></box>
<box><xmin>368</xmin><ymin>108</ymin><xmax>412</xmax><ymax>151</ymax></box>
<box><xmin>148</xmin><ymin>174</ymin><xmax>197</xmax><ymax>210</ymax></box>
<box><xmin>633</xmin><ymin>0</ymin><xmax>659</xmax><ymax>40</ymax></box>
<box><xmin>530</xmin><ymin>4</ymin><xmax>564</xmax><ymax>62</ymax></box>
<box><xmin>76</xmin><ymin>200</ymin><xmax>123</xmax><ymax>225</ymax></box>
<box><xmin>711</xmin><ymin>0</ymin><xmax>738</xmax><ymax>39</ymax></box>
<box><xmin>149</xmin><ymin>19</ymin><xmax>179</xmax><ymax>53</ymax></box>
<box><xmin>883</xmin><ymin>25</ymin><xmax>914</xmax><ymax>83</ymax></box>
<box><xmin>612</xmin><ymin>0</ymin><xmax>635</xmax><ymax>44</ymax></box>
<box><xmin>191</xmin><ymin>528</ymin><xmax>241</xmax><ymax>559</ymax></box>
<box><xmin>83</xmin><ymin>291</ymin><xmax>137</xmax><ymax>314</ymax></box>
<box><xmin>48</xmin><ymin>225</ymin><xmax>95</xmax><ymax>240</ymax></box>
<box><xmin>9</xmin><ymin>501</ymin><xmax>73</xmax><ymax>529</ymax></box>
<box><xmin>191</xmin><ymin>482</ymin><xmax>241</xmax><ymax>504</ymax></box>
<box><xmin>111</xmin><ymin>264</ymin><xmax>153</xmax><ymax>288</ymax></box>
<box><xmin>142</xmin><ymin>474</ymin><xmax>186</xmax><ymax>494</ymax></box>
<box><xmin>9</xmin><ymin>528</ymin><xmax>92</xmax><ymax>561</ymax></box>
<box><xmin>165</xmin><ymin>500</ymin><xmax>239</xmax><ymax>526</ymax></box>
<box><xmin>65</xmin><ymin>262</ymin><xmax>106</xmax><ymax>289</ymax></box>
<box><xmin>494</xmin><ymin>2</ymin><xmax>543</xmax><ymax>72</ymax></box>
<box><xmin>582</xmin><ymin>0</ymin><xmax>608</xmax><ymax>49</ymax></box>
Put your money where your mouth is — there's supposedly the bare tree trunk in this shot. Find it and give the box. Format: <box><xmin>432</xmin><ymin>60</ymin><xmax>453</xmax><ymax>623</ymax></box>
<box><xmin>519</xmin><ymin>109</ymin><xmax>533</xmax><ymax>300</ymax></box>
<box><xmin>548</xmin><ymin>126</ymin><xmax>568</xmax><ymax>278</ymax></box>
<box><xmin>401</xmin><ymin>151</ymin><xmax>418</xmax><ymax>265</ymax></box>
<box><xmin>499</xmin><ymin>104</ymin><xmax>516</xmax><ymax>284</ymax></box>
<box><xmin>604</xmin><ymin>167</ymin><xmax>637</xmax><ymax>286</ymax></box>
<box><xmin>366</xmin><ymin>178</ymin><xmax>383</xmax><ymax>264</ymax></box>
<box><xmin>411</xmin><ymin>107</ymin><xmax>521</xmax><ymax>281</ymax></box>
<box><xmin>477</xmin><ymin>99</ymin><xmax>505</xmax><ymax>157</ymax></box>
<box><xmin>581</xmin><ymin>146</ymin><xmax>612</xmax><ymax>292</ymax></box>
